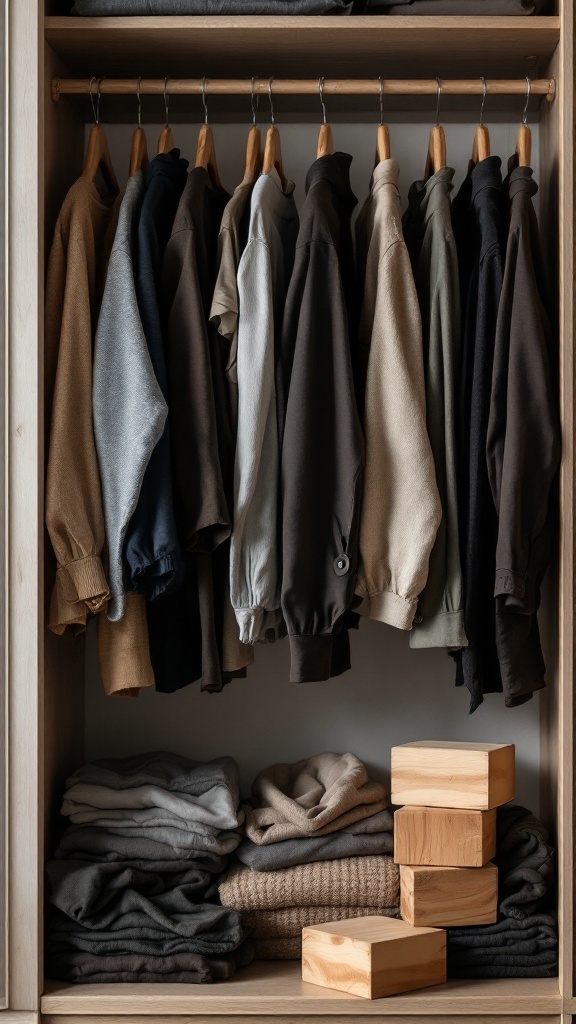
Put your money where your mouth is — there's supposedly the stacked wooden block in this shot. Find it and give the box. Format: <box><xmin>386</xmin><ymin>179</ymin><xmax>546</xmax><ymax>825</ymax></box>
<box><xmin>392</xmin><ymin>741</ymin><xmax>515</xmax><ymax>928</ymax></box>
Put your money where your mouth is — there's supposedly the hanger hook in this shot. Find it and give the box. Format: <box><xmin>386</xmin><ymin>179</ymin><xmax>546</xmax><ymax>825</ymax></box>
<box><xmin>318</xmin><ymin>77</ymin><xmax>327</xmax><ymax>126</ymax></box>
<box><xmin>479</xmin><ymin>76</ymin><xmax>487</xmax><ymax>127</ymax></box>
<box><xmin>89</xmin><ymin>76</ymin><xmax>99</xmax><ymax>125</ymax></box>
<box><xmin>378</xmin><ymin>76</ymin><xmax>384</xmax><ymax>126</ymax></box>
<box><xmin>250</xmin><ymin>76</ymin><xmax>259</xmax><ymax>128</ymax></box>
<box><xmin>268</xmin><ymin>77</ymin><xmax>276</xmax><ymax>127</ymax></box>
<box><xmin>136</xmin><ymin>76</ymin><xmax>142</xmax><ymax>129</ymax></box>
<box><xmin>522</xmin><ymin>76</ymin><xmax>531</xmax><ymax>126</ymax></box>
<box><xmin>202</xmin><ymin>77</ymin><xmax>209</xmax><ymax>126</ymax></box>
<box><xmin>163</xmin><ymin>78</ymin><xmax>170</xmax><ymax>129</ymax></box>
<box><xmin>435</xmin><ymin>77</ymin><xmax>442</xmax><ymax>127</ymax></box>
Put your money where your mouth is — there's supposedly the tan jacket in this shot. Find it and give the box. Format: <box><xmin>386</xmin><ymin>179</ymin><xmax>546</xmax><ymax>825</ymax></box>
<box><xmin>354</xmin><ymin>160</ymin><xmax>441</xmax><ymax>630</ymax></box>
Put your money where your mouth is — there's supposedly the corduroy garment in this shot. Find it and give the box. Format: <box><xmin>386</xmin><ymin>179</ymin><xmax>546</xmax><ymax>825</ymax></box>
<box><xmin>45</xmin><ymin>176</ymin><xmax>118</xmax><ymax>634</ymax></box>
<box><xmin>231</xmin><ymin>169</ymin><xmax>299</xmax><ymax>644</ymax></box>
<box><xmin>487</xmin><ymin>164</ymin><xmax>560</xmax><ymax>707</ymax></box>
<box><xmin>354</xmin><ymin>159</ymin><xmax>441</xmax><ymax>630</ymax></box>
<box><xmin>279</xmin><ymin>154</ymin><xmax>364</xmax><ymax>683</ymax></box>
<box><xmin>450</xmin><ymin>156</ymin><xmax>505</xmax><ymax>712</ymax></box>
<box><xmin>72</xmin><ymin>0</ymin><xmax>353</xmax><ymax>10</ymax></box>
<box><xmin>244</xmin><ymin>904</ymin><xmax>399</xmax><ymax>938</ymax></box>
<box><xmin>123</xmin><ymin>150</ymin><xmax>188</xmax><ymax>602</ymax></box>
<box><xmin>93</xmin><ymin>170</ymin><xmax>168</xmax><ymax>623</ymax></box>
<box><xmin>45</xmin><ymin>944</ymin><xmax>255</xmax><ymax>984</ymax></box>
<box><xmin>236</xmin><ymin>822</ymin><xmax>393</xmax><ymax>871</ymax></box>
<box><xmin>403</xmin><ymin>168</ymin><xmax>467</xmax><ymax>649</ymax></box>
<box><xmin>246</xmin><ymin>753</ymin><xmax>388</xmax><ymax>844</ymax></box>
<box><xmin>218</xmin><ymin>855</ymin><xmax>399</xmax><ymax>911</ymax></box>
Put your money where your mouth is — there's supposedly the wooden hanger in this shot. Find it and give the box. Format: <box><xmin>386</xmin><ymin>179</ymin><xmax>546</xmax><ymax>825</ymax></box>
<box><xmin>129</xmin><ymin>79</ymin><xmax>148</xmax><ymax>177</ymax></box>
<box><xmin>471</xmin><ymin>78</ymin><xmax>490</xmax><ymax>167</ymax></box>
<box><xmin>195</xmin><ymin>79</ymin><xmax>222</xmax><ymax>188</ymax></box>
<box><xmin>515</xmin><ymin>78</ymin><xmax>532</xmax><ymax>168</ymax></box>
<box><xmin>423</xmin><ymin>79</ymin><xmax>446</xmax><ymax>181</ymax></box>
<box><xmin>316</xmin><ymin>78</ymin><xmax>334</xmax><ymax>158</ymax></box>
<box><xmin>82</xmin><ymin>78</ymin><xmax>119</xmax><ymax>196</ymax></box>
<box><xmin>262</xmin><ymin>79</ymin><xmax>287</xmax><ymax>188</ymax></box>
<box><xmin>242</xmin><ymin>125</ymin><xmax>262</xmax><ymax>186</ymax></box>
<box><xmin>157</xmin><ymin>78</ymin><xmax>175</xmax><ymax>154</ymax></box>
<box><xmin>375</xmin><ymin>79</ymin><xmax>390</xmax><ymax>162</ymax></box>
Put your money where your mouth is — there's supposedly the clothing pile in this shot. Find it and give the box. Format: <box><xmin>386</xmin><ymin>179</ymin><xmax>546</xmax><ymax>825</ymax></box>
<box><xmin>218</xmin><ymin>753</ymin><xmax>398</xmax><ymax>959</ymax></box>
<box><xmin>68</xmin><ymin>0</ymin><xmax>550</xmax><ymax>12</ymax></box>
<box><xmin>45</xmin><ymin>141</ymin><xmax>559</xmax><ymax>712</ymax></box>
<box><xmin>447</xmin><ymin>806</ymin><xmax>557</xmax><ymax>978</ymax></box>
<box><xmin>45</xmin><ymin>752</ymin><xmax>254</xmax><ymax>984</ymax></box>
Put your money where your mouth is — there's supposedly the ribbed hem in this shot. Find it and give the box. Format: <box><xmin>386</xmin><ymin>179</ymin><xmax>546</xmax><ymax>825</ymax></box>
<box><xmin>97</xmin><ymin>593</ymin><xmax>155</xmax><ymax>697</ymax></box>
<box><xmin>289</xmin><ymin>633</ymin><xmax>346</xmax><ymax>683</ymax></box>
<box><xmin>57</xmin><ymin>555</ymin><xmax>110</xmax><ymax>610</ymax></box>
<box><xmin>356</xmin><ymin>589</ymin><xmax>417</xmax><ymax>630</ymax></box>
<box><xmin>234</xmin><ymin>606</ymin><xmax>285</xmax><ymax>645</ymax></box>
<box><xmin>409</xmin><ymin>608</ymin><xmax>468</xmax><ymax>649</ymax></box>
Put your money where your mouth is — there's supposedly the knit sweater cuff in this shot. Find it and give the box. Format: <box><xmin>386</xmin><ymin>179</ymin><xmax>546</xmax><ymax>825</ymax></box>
<box><xmin>409</xmin><ymin>608</ymin><xmax>468</xmax><ymax>649</ymax></box>
<box><xmin>289</xmin><ymin>632</ymin><xmax>350</xmax><ymax>683</ymax></box>
<box><xmin>356</xmin><ymin>590</ymin><xmax>418</xmax><ymax>630</ymax></box>
<box><xmin>234</xmin><ymin>606</ymin><xmax>285</xmax><ymax>645</ymax></box>
<box><xmin>57</xmin><ymin>555</ymin><xmax>110</xmax><ymax>611</ymax></box>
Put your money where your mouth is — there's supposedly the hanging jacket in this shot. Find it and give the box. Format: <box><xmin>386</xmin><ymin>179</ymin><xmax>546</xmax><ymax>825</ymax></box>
<box><xmin>450</xmin><ymin>156</ymin><xmax>505</xmax><ymax>712</ymax></box>
<box><xmin>403</xmin><ymin>168</ymin><xmax>467</xmax><ymax>650</ymax></box>
<box><xmin>280</xmin><ymin>153</ymin><xmax>364</xmax><ymax>683</ymax></box>
<box><xmin>354</xmin><ymin>158</ymin><xmax>441</xmax><ymax>630</ymax></box>
<box><xmin>487</xmin><ymin>163</ymin><xmax>560</xmax><ymax>707</ymax></box>
<box><xmin>230</xmin><ymin>168</ymin><xmax>299</xmax><ymax>646</ymax></box>
<box><xmin>124</xmin><ymin>150</ymin><xmax>188</xmax><ymax>603</ymax></box>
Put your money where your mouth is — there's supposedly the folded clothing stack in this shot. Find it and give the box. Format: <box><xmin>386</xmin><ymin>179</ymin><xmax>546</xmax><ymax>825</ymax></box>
<box><xmin>45</xmin><ymin>752</ymin><xmax>253</xmax><ymax>983</ymax></box>
<box><xmin>220</xmin><ymin>753</ymin><xmax>398</xmax><ymax>959</ymax></box>
<box><xmin>363</xmin><ymin>0</ymin><xmax>548</xmax><ymax>13</ymax></box>
<box><xmin>447</xmin><ymin>806</ymin><xmax>558</xmax><ymax>978</ymax></box>
<box><xmin>70</xmin><ymin>1</ymin><xmax>355</xmax><ymax>14</ymax></box>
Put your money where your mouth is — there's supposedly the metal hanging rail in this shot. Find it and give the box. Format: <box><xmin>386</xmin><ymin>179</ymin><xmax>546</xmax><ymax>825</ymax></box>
<box><xmin>51</xmin><ymin>77</ymin><xmax>556</xmax><ymax>103</ymax></box>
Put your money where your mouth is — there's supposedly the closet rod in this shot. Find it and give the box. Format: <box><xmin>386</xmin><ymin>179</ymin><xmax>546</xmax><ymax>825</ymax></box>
<box><xmin>51</xmin><ymin>77</ymin><xmax>556</xmax><ymax>102</ymax></box>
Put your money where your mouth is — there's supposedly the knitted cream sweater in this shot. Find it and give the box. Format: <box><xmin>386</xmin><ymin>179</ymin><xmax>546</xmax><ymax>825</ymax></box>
<box><xmin>218</xmin><ymin>855</ymin><xmax>399</xmax><ymax>911</ymax></box>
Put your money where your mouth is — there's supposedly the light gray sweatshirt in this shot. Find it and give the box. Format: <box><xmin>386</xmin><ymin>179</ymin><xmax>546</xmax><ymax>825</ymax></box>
<box><xmin>93</xmin><ymin>171</ymin><xmax>167</xmax><ymax>621</ymax></box>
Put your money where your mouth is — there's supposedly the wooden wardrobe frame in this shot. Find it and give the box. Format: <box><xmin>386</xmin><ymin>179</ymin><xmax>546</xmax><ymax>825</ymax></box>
<box><xmin>2</xmin><ymin>1</ymin><xmax>575</xmax><ymax>1021</ymax></box>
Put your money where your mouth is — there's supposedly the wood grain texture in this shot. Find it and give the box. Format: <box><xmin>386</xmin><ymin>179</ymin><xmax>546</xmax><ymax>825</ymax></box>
<box><xmin>400</xmin><ymin>864</ymin><xmax>498</xmax><ymax>928</ymax></box>
<box><xmin>391</xmin><ymin>742</ymin><xmax>515</xmax><ymax>810</ymax></box>
<box><xmin>40</xmin><ymin>966</ymin><xmax>562</xmax><ymax>1015</ymax></box>
<box><xmin>394</xmin><ymin>807</ymin><xmax>496</xmax><ymax>868</ymax></box>
<box><xmin>302</xmin><ymin>916</ymin><xmax>446</xmax><ymax>999</ymax></box>
<box><xmin>40</xmin><ymin>1016</ymin><xmax>564</xmax><ymax>1024</ymax></box>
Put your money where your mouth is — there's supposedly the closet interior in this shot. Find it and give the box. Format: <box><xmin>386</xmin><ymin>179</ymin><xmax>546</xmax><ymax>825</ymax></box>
<box><xmin>6</xmin><ymin>1</ymin><xmax>573</xmax><ymax>1020</ymax></box>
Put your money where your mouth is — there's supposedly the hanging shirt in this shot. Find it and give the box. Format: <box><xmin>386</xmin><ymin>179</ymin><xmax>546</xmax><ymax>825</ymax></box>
<box><xmin>124</xmin><ymin>150</ymin><xmax>188</xmax><ymax>602</ymax></box>
<box><xmin>210</xmin><ymin>180</ymin><xmax>256</xmax><ymax>676</ymax></box>
<box><xmin>403</xmin><ymin>167</ymin><xmax>467</xmax><ymax>650</ymax></box>
<box><xmin>280</xmin><ymin>153</ymin><xmax>363</xmax><ymax>683</ymax></box>
<box><xmin>354</xmin><ymin>158</ymin><xmax>441</xmax><ymax>630</ymax></box>
<box><xmin>487</xmin><ymin>163</ymin><xmax>560</xmax><ymax>707</ymax></box>
<box><xmin>93</xmin><ymin>170</ymin><xmax>168</xmax><ymax>623</ymax></box>
<box><xmin>230</xmin><ymin>168</ymin><xmax>299</xmax><ymax>646</ymax></box>
<box><xmin>148</xmin><ymin>167</ymin><xmax>234</xmax><ymax>694</ymax></box>
<box><xmin>450</xmin><ymin>156</ymin><xmax>505</xmax><ymax>712</ymax></box>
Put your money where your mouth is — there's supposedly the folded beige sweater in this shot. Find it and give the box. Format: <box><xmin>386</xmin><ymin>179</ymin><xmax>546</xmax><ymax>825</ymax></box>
<box><xmin>219</xmin><ymin>855</ymin><xmax>399</xmax><ymax>911</ymax></box>
<box><xmin>253</xmin><ymin>937</ymin><xmax>301</xmax><ymax>960</ymax></box>
<box><xmin>247</xmin><ymin>753</ymin><xmax>388</xmax><ymax>845</ymax></box>
<box><xmin>244</xmin><ymin>904</ymin><xmax>399</xmax><ymax>938</ymax></box>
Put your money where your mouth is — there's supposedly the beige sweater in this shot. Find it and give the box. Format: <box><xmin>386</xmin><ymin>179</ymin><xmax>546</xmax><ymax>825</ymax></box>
<box><xmin>244</xmin><ymin>904</ymin><xmax>399</xmax><ymax>938</ymax></box>
<box><xmin>219</xmin><ymin>855</ymin><xmax>399</xmax><ymax>911</ymax></box>
<box><xmin>354</xmin><ymin>159</ymin><xmax>442</xmax><ymax>631</ymax></box>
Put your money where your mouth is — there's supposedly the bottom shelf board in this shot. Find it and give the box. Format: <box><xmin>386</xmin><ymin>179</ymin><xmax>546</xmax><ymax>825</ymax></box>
<box><xmin>41</xmin><ymin>961</ymin><xmax>561</xmax><ymax>1016</ymax></box>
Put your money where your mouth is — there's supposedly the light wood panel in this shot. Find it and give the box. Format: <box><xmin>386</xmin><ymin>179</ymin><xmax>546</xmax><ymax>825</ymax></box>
<box><xmin>391</xmin><ymin>741</ymin><xmax>515</xmax><ymax>810</ymax></box>
<box><xmin>41</xmin><ymin>967</ymin><xmax>562</xmax><ymax>1015</ymax></box>
<box><xmin>400</xmin><ymin>864</ymin><xmax>498</xmax><ymax>928</ymax></box>
<box><xmin>394</xmin><ymin>807</ymin><xmax>496</xmax><ymax>868</ymax></box>
<box><xmin>41</xmin><ymin>1016</ymin><xmax>563</xmax><ymax>1024</ymax></box>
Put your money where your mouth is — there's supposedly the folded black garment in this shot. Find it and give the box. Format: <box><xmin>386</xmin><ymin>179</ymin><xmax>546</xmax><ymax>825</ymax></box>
<box><xmin>368</xmin><ymin>0</ymin><xmax>548</xmax><ymax>12</ymax></box>
<box><xmin>494</xmin><ymin>806</ymin><xmax>555</xmax><ymax>920</ymax></box>
<box><xmin>71</xmin><ymin>0</ymin><xmax>353</xmax><ymax>13</ymax></box>
<box><xmin>46</xmin><ymin>944</ymin><xmax>255</xmax><ymax>984</ymax></box>
<box><xmin>448</xmin><ymin>915</ymin><xmax>558</xmax><ymax>978</ymax></box>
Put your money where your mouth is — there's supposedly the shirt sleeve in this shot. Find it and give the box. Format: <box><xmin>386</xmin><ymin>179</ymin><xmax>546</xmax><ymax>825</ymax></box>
<box><xmin>355</xmin><ymin>239</ymin><xmax>442</xmax><ymax>629</ymax></box>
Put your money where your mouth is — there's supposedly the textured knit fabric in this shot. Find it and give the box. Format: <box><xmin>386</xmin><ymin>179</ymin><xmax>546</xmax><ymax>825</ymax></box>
<box><xmin>72</xmin><ymin>0</ymin><xmax>353</xmax><ymax>10</ymax></box>
<box><xmin>403</xmin><ymin>168</ymin><xmax>466</xmax><ymax>649</ymax></box>
<box><xmin>45</xmin><ymin>176</ymin><xmax>118</xmax><ymax>634</ymax></box>
<box><xmin>280</xmin><ymin>154</ymin><xmax>363</xmax><ymax>682</ymax></box>
<box><xmin>487</xmin><ymin>164</ymin><xmax>560</xmax><ymax>707</ymax></box>
<box><xmin>450</xmin><ymin>157</ymin><xmax>505</xmax><ymax>712</ymax></box>
<box><xmin>231</xmin><ymin>169</ymin><xmax>299</xmax><ymax>644</ymax></box>
<box><xmin>219</xmin><ymin>856</ymin><xmax>399</xmax><ymax>911</ymax></box>
<box><xmin>45</xmin><ymin>945</ymin><xmax>255</xmax><ymax>984</ymax></box>
<box><xmin>244</xmin><ymin>904</ymin><xmax>399</xmax><ymax>937</ymax></box>
<box><xmin>253</xmin><ymin>937</ymin><xmax>302</xmax><ymax>959</ymax></box>
<box><xmin>124</xmin><ymin>151</ymin><xmax>188</xmax><ymax>602</ymax></box>
<box><xmin>93</xmin><ymin>171</ymin><xmax>167</xmax><ymax>623</ymax></box>
<box><xmin>97</xmin><ymin>593</ymin><xmax>155</xmax><ymax>697</ymax></box>
<box><xmin>237</xmin><ymin>823</ymin><xmax>393</xmax><ymax>871</ymax></box>
<box><xmin>246</xmin><ymin>753</ymin><xmax>388</xmax><ymax>844</ymax></box>
<box><xmin>354</xmin><ymin>159</ymin><xmax>441</xmax><ymax>630</ymax></box>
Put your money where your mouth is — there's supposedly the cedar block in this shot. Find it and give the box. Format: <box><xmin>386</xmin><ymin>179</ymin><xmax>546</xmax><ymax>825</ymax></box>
<box><xmin>302</xmin><ymin>915</ymin><xmax>446</xmax><ymax>999</ymax></box>
<box><xmin>394</xmin><ymin>806</ymin><xmax>497</xmax><ymax>867</ymax></box>
<box><xmin>391</xmin><ymin>740</ymin><xmax>515</xmax><ymax>809</ymax></box>
<box><xmin>400</xmin><ymin>863</ymin><xmax>499</xmax><ymax>928</ymax></box>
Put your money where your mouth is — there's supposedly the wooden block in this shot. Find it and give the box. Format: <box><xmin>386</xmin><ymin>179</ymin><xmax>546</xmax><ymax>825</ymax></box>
<box><xmin>391</xmin><ymin>740</ymin><xmax>515</xmax><ymax>809</ymax></box>
<box><xmin>302</xmin><ymin>915</ymin><xmax>446</xmax><ymax>1000</ymax></box>
<box><xmin>394</xmin><ymin>806</ymin><xmax>497</xmax><ymax>867</ymax></box>
<box><xmin>400</xmin><ymin>863</ymin><xmax>499</xmax><ymax>927</ymax></box>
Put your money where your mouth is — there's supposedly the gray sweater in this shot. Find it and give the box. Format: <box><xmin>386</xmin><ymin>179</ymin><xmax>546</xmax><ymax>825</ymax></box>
<box><xmin>93</xmin><ymin>172</ymin><xmax>167</xmax><ymax>621</ymax></box>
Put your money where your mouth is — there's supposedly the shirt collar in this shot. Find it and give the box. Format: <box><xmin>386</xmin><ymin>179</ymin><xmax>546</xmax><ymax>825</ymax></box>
<box><xmin>371</xmin><ymin>158</ymin><xmax>401</xmax><ymax>196</ymax></box>
<box><xmin>305</xmin><ymin>152</ymin><xmax>357</xmax><ymax>206</ymax></box>
<box><xmin>470</xmin><ymin>155</ymin><xmax>503</xmax><ymax>200</ymax></box>
<box><xmin>408</xmin><ymin>166</ymin><xmax>455</xmax><ymax>216</ymax></box>
<box><xmin>508</xmin><ymin>163</ymin><xmax>538</xmax><ymax>200</ymax></box>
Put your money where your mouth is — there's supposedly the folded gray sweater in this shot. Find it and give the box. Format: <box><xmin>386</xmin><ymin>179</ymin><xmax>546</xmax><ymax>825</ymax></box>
<box><xmin>55</xmin><ymin>825</ymin><xmax>229</xmax><ymax>868</ymax></box>
<box><xmin>47</xmin><ymin>909</ymin><xmax>246</xmax><ymax>957</ymax></box>
<box><xmin>237</xmin><ymin>819</ymin><xmax>393</xmax><ymax>871</ymax></box>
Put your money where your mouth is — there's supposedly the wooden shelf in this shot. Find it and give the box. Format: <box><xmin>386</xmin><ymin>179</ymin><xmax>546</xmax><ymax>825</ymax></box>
<box><xmin>41</xmin><ymin>962</ymin><xmax>561</xmax><ymax>1016</ymax></box>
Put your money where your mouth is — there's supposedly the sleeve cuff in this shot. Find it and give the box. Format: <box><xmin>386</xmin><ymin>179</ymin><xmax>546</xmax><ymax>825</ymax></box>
<box><xmin>57</xmin><ymin>555</ymin><xmax>110</xmax><ymax>611</ymax></box>
<box><xmin>409</xmin><ymin>608</ymin><xmax>468</xmax><ymax>649</ymax></box>
<box><xmin>355</xmin><ymin>588</ymin><xmax>418</xmax><ymax>630</ymax></box>
<box><xmin>289</xmin><ymin>632</ymin><xmax>351</xmax><ymax>683</ymax></box>
<box><xmin>495</xmin><ymin>568</ymin><xmax>527</xmax><ymax>600</ymax></box>
<box><xmin>97</xmin><ymin>593</ymin><xmax>155</xmax><ymax>697</ymax></box>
